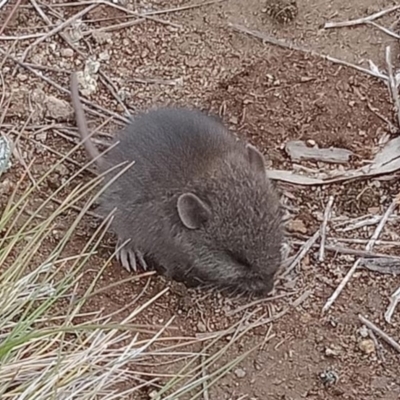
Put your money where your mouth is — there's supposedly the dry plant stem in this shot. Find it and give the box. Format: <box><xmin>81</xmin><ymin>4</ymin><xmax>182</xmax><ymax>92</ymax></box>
<box><xmin>385</xmin><ymin>286</ymin><xmax>400</xmax><ymax>324</ymax></box>
<box><xmin>21</xmin><ymin>3</ymin><xmax>98</xmax><ymax>62</ymax></box>
<box><xmin>323</xmin><ymin>199</ymin><xmax>398</xmax><ymax>313</ymax></box>
<box><xmin>368</xmin><ymin>329</ymin><xmax>386</xmax><ymax>362</ymax></box>
<box><xmin>197</xmin><ymin>290</ymin><xmax>312</xmax><ymax>340</ymax></box>
<box><xmin>0</xmin><ymin>0</ymin><xmax>9</xmax><ymax>11</ymax></box>
<box><xmin>359</xmin><ymin>315</ymin><xmax>400</xmax><ymax>353</ymax></box>
<box><xmin>311</xmin><ymin>242</ymin><xmax>400</xmax><ymax>260</ymax></box>
<box><xmin>282</xmin><ymin>230</ymin><xmax>320</xmax><ymax>276</ymax></box>
<box><xmin>101</xmin><ymin>0</ymin><xmax>181</xmax><ymax>29</ymax></box>
<box><xmin>368</xmin><ymin>21</ymin><xmax>400</xmax><ymax>40</ymax></box>
<box><xmin>319</xmin><ymin>196</ymin><xmax>334</xmax><ymax>262</ymax></box>
<box><xmin>324</xmin><ymin>5</ymin><xmax>400</xmax><ymax>29</ymax></box>
<box><xmin>201</xmin><ymin>346</ymin><xmax>210</xmax><ymax>400</ymax></box>
<box><xmin>1</xmin><ymin>50</ymin><xmax>129</xmax><ymax>124</ymax></box>
<box><xmin>385</xmin><ymin>46</ymin><xmax>400</xmax><ymax>129</ymax></box>
<box><xmin>0</xmin><ymin>0</ymin><xmax>22</xmax><ymax>35</ymax></box>
<box><xmin>229</xmin><ymin>23</ymin><xmax>388</xmax><ymax>82</ymax></box>
<box><xmin>29</xmin><ymin>0</ymin><xmax>131</xmax><ymax>116</ymax></box>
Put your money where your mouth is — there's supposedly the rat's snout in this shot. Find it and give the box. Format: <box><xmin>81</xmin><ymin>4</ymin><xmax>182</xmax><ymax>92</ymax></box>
<box><xmin>240</xmin><ymin>272</ymin><xmax>275</xmax><ymax>296</ymax></box>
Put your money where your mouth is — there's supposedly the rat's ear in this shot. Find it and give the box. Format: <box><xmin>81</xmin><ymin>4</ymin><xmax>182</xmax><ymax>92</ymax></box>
<box><xmin>177</xmin><ymin>193</ymin><xmax>211</xmax><ymax>230</ymax></box>
<box><xmin>246</xmin><ymin>143</ymin><xmax>267</xmax><ymax>177</ymax></box>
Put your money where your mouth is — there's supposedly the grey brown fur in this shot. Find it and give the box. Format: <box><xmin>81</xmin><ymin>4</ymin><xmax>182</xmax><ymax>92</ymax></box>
<box><xmin>70</xmin><ymin>72</ymin><xmax>284</xmax><ymax>296</ymax></box>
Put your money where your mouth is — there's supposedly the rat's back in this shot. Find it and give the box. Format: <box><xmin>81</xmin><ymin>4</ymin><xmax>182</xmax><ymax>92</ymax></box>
<box><xmin>101</xmin><ymin>108</ymin><xmax>237</xmax><ymax>194</ymax></box>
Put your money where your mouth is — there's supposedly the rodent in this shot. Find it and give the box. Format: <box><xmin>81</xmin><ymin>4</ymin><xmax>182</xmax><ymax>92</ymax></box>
<box><xmin>70</xmin><ymin>72</ymin><xmax>284</xmax><ymax>296</ymax></box>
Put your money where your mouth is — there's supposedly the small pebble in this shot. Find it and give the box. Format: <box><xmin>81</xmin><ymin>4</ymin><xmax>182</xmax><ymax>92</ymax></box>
<box><xmin>61</xmin><ymin>48</ymin><xmax>74</xmax><ymax>58</ymax></box>
<box><xmin>359</xmin><ymin>339</ymin><xmax>375</xmax><ymax>355</ymax></box>
<box><xmin>234</xmin><ymin>368</ymin><xmax>246</xmax><ymax>378</ymax></box>
<box><xmin>17</xmin><ymin>74</ymin><xmax>28</xmax><ymax>82</ymax></box>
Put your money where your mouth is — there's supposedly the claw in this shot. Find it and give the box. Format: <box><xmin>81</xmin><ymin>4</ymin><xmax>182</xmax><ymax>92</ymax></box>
<box><xmin>136</xmin><ymin>250</ymin><xmax>149</xmax><ymax>271</ymax></box>
<box><xmin>116</xmin><ymin>241</ymin><xmax>137</xmax><ymax>272</ymax></box>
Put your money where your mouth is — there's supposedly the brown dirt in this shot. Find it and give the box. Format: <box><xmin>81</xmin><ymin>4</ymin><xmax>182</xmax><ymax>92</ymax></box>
<box><xmin>1</xmin><ymin>0</ymin><xmax>400</xmax><ymax>399</ymax></box>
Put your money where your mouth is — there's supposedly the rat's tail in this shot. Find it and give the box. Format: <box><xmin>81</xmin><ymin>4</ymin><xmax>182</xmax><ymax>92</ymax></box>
<box><xmin>70</xmin><ymin>72</ymin><xmax>102</xmax><ymax>163</ymax></box>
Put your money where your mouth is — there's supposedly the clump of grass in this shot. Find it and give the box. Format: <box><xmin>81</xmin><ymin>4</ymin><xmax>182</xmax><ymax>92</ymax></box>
<box><xmin>0</xmin><ymin>139</ymin><xmax>258</xmax><ymax>399</ymax></box>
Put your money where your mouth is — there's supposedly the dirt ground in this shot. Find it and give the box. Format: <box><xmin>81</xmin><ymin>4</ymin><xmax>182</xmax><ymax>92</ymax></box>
<box><xmin>1</xmin><ymin>0</ymin><xmax>400</xmax><ymax>399</ymax></box>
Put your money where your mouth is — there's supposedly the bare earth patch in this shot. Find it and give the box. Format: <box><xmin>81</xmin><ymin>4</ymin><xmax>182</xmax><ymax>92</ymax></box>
<box><xmin>1</xmin><ymin>0</ymin><xmax>400</xmax><ymax>399</ymax></box>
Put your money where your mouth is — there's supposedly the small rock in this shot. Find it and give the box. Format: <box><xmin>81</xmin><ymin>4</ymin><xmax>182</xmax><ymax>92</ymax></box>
<box><xmin>359</xmin><ymin>325</ymin><xmax>369</xmax><ymax>338</ymax></box>
<box><xmin>287</xmin><ymin>218</ymin><xmax>307</xmax><ymax>234</ymax></box>
<box><xmin>0</xmin><ymin>136</ymin><xmax>12</xmax><ymax>173</ymax></box>
<box><xmin>197</xmin><ymin>321</ymin><xmax>206</xmax><ymax>333</ymax></box>
<box><xmin>319</xmin><ymin>369</ymin><xmax>339</xmax><ymax>386</ymax></box>
<box><xmin>17</xmin><ymin>74</ymin><xmax>28</xmax><ymax>82</ymax></box>
<box><xmin>325</xmin><ymin>347</ymin><xmax>339</xmax><ymax>357</ymax></box>
<box><xmin>92</xmin><ymin>30</ymin><xmax>112</xmax><ymax>45</ymax></box>
<box><xmin>234</xmin><ymin>368</ymin><xmax>246</xmax><ymax>378</ymax></box>
<box><xmin>45</xmin><ymin>96</ymin><xmax>73</xmax><ymax>121</ymax></box>
<box><xmin>0</xmin><ymin>178</ymin><xmax>14</xmax><ymax>195</ymax></box>
<box><xmin>359</xmin><ymin>339</ymin><xmax>375</xmax><ymax>355</ymax></box>
<box><xmin>61</xmin><ymin>48</ymin><xmax>74</xmax><ymax>58</ymax></box>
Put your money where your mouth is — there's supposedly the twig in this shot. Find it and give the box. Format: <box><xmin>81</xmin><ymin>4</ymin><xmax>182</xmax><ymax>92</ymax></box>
<box><xmin>385</xmin><ymin>46</ymin><xmax>400</xmax><ymax>129</ymax></box>
<box><xmin>99</xmin><ymin>72</ymin><xmax>131</xmax><ymax>116</ymax></box>
<box><xmin>229</xmin><ymin>23</ymin><xmax>388</xmax><ymax>82</ymax></box>
<box><xmin>0</xmin><ymin>0</ymin><xmax>22</xmax><ymax>35</ymax></box>
<box><xmin>281</xmin><ymin>230</ymin><xmax>320</xmax><ymax>276</ymax></box>
<box><xmin>21</xmin><ymin>3</ymin><xmax>98</xmax><ymax>62</ymax></box>
<box><xmin>143</xmin><ymin>0</ymin><xmax>226</xmax><ymax>16</ymax></box>
<box><xmin>319</xmin><ymin>196</ymin><xmax>334</xmax><ymax>262</ymax></box>
<box><xmin>359</xmin><ymin>314</ymin><xmax>400</xmax><ymax>353</ymax></box>
<box><xmin>323</xmin><ymin>199</ymin><xmax>398</xmax><ymax>313</ymax></box>
<box><xmin>0</xmin><ymin>49</ymin><xmax>129</xmax><ymax>124</ymax></box>
<box><xmin>368</xmin><ymin>328</ymin><xmax>386</xmax><ymax>363</ymax></box>
<box><xmin>324</xmin><ymin>5</ymin><xmax>400</xmax><ymax>29</ymax></box>
<box><xmin>201</xmin><ymin>346</ymin><xmax>210</xmax><ymax>400</ymax></box>
<box><xmin>226</xmin><ymin>292</ymin><xmax>297</xmax><ymax>316</ymax></box>
<box><xmin>367</xmin><ymin>21</ymin><xmax>400</xmax><ymax>40</ymax></box>
<box><xmin>291</xmin><ymin>240</ymin><xmax>400</xmax><ymax>260</ymax></box>
<box><xmin>196</xmin><ymin>290</ymin><xmax>312</xmax><ymax>340</ymax></box>
<box><xmin>29</xmin><ymin>0</ymin><xmax>131</xmax><ymax>120</ymax></box>
<box><xmin>0</xmin><ymin>0</ymin><xmax>10</xmax><ymax>12</ymax></box>
<box><xmin>360</xmin><ymin>258</ymin><xmax>400</xmax><ymax>274</ymax></box>
<box><xmin>385</xmin><ymin>286</ymin><xmax>400</xmax><ymax>324</ymax></box>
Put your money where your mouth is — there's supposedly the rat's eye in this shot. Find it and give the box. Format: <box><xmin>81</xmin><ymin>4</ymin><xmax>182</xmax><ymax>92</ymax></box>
<box><xmin>227</xmin><ymin>251</ymin><xmax>252</xmax><ymax>269</ymax></box>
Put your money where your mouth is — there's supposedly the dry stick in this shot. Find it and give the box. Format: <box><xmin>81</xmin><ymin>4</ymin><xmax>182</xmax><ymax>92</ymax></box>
<box><xmin>281</xmin><ymin>230</ymin><xmax>320</xmax><ymax>276</ymax></box>
<box><xmin>30</xmin><ymin>0</ymin><xmax>132</xmax><ymax>118</ymax></box>
<box><xmin>100</xmin><ymin>0</ymin><xmax>181</xmax><ymax>29</ymax></box>
<box><xmin>228</xmin><ymin>23</ymin><xmax>388</xmax><ymax>82</ymax></box>
<box><xmin>323</xmin><ymin>199</ymin><xmax>398</xmax><ymax>313</ymax></box>
<box><xmin>319</xmin><ymin>196</ymin><xmax>334</xmax><ymax>262</ymax></box>
<box><xmin>359</xmin><ymin>315</ymin><xmax>400</xmax><ymax>353</ymax></box>
<box><xmin>21</xmin><ymin>3</ymin><xmax>98</xmax><ymax>63</ymax></box>
<box><xmin>291</xmin><ymin>240</ymin><xmax>400</xmax><ymax>260</ymax></box>
<box><xmin>98</xmin><ymin>73</ymin><xmax>131</xmax><ymax>116</ymax></box>
<box><xmin>196</xmin><ymin>290</ymin><xmax>312</xmax><ymax>340</ymax></box>
<box><xmin>143</xmin><ymin>0</ymin><xmax>226</xmax><ymax>16</ymax></box>
<box><xmin>84</xmin><ymin>17</ymin><xmax>145</xmax><ymax>34</ymax></box>
<box><xmin>324</xmin><ymin>5</ymin><xmax>400</xmax><ymax>29</ymax></box>
<box><xmin>1</xmin><ymin>50</ymin><xmax>129</xmax><ymax>124</ymax></box>
<box><xmin>385</xmin><ymin>286</ymin><xmax>400</xmax><ymax>324</ymax></box>
<box><xmin>367</xmin><ymin>21</ymin><xmax>400</xmax><ymax>40</ymax></box>
<box><xmin>368</xmin><ymin>329</ymin><xmax>386</xmax><ymax>363</ymax></box>
<box><xmin>0</xmin><ymin>0</ymin><xmax>10</xmax><ymax>11</ymax></box>
<box><xmin>385</xmin><ymin>46</ymin><xmax>400</xmax><ymax>129</ymax></box>
<box><xmin>0</xmin><ymin>0</ymin><xmax>22</xmax><ymax>35</ymax></box>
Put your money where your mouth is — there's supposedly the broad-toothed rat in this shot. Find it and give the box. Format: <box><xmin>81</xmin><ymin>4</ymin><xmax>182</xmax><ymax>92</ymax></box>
<box><xmin>70</xmin><ymin>72</ymin><xmax>283</xmax><ymax>296</ymax></box>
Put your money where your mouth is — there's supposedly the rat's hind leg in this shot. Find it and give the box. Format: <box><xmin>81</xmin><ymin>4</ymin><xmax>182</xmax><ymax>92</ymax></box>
<box><xmin>115</xmin><ymin>239</ymin><xmax>149</xmax><ymax>272</ymax></box>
